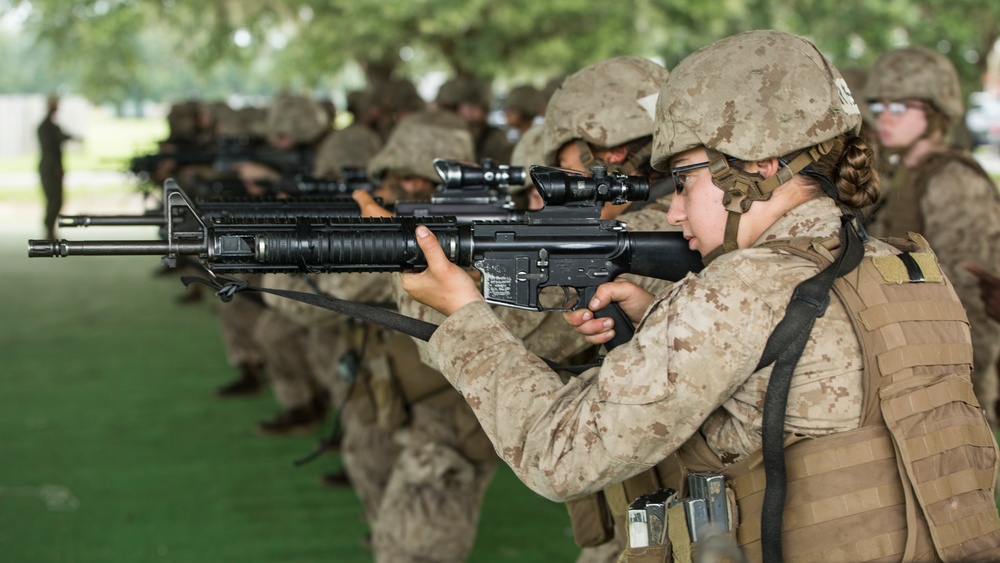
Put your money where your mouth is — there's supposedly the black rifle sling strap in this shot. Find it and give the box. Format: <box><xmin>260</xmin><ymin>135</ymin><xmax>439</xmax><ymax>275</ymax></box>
<box><xmin>754</xmin><ymin>215</ymin><xmax>865</xmax><ymax>563</ymax></box>
<box><xmin>180</xmin><ymin>275</ymin><xmax>600</xmax><ymax>376</ymax></box>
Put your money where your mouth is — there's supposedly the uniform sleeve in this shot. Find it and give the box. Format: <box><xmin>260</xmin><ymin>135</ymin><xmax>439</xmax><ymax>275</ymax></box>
<box><xmin>392</xmin><ymin>274</ymin><xmax>593</xmax><ymax>370</ymax></box>
<box><xmin>427</xmin><ymin>263</ymin><xmax>776</xmax><ymax>501</ymax></box>
<box><xmin>494</xmin><ymin>308</ymin><xmax>593</xmax><ymax>364</ymax></box>
<box><xmin>922</xmin><ymin>163</ymin><xmax>1000</xmax><ymax>310</ymax></box>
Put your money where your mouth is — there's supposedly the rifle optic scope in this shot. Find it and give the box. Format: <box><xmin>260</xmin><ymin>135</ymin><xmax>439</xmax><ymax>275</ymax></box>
<box><xmin>530</xmin><ymin>165</ymin><xmax>650</xmax><ymax>207</ymax></box>
<box><xmin>434</xmin><ymin>158</ymin><xmax>526</xmax><ymax>191</ymax></box>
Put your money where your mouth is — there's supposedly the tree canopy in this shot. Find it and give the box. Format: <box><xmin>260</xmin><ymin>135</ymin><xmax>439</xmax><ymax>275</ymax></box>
<box><xmin>3</xmin><ymin>0</ymin><xmax>998</xmax><ymax>106</ymax></box>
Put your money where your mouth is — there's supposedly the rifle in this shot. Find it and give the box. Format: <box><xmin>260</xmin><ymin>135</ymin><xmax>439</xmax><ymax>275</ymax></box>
<box><xmin>128</xmin><ymin>137</ymin><xmax>314</xmax><ymax>181</ymax></box>
<box><xmin>30</xmin><ymin>166</ymin><xmax>703</xmax><ymax>329</ymax></box>
<box><xmin>63</xmin><ymin>159</ymin><xmax>518</xmax><ymax>232</ymax></box>
<box><xmin>255</xmin><ymin>168</ymin><xmax>377</xmax><ymax>196</ymax></box>
<box><xmin>58</xmin><ymin>179</ymin><xmax>364</xmax><ymax>234</ymax></box>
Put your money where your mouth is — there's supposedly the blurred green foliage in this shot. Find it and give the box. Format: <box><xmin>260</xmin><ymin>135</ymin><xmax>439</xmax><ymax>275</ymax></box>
<box><xmin>1</xmin><ymin>0</ymin><xmax>997</xmax><ymax>108</ymax></box>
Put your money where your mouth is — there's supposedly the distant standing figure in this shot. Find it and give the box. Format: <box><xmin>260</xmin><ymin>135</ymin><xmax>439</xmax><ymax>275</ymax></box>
<box><xmin>37</xmin><ymin>95</ymin><xmax>74</xmax><ymax>240</ymax></box>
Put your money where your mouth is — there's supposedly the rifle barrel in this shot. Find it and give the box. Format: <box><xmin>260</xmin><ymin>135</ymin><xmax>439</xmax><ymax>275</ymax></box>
<box><xmin>58</xmin><ymin>215</ymin><xmax>168</xmax><ymax>227</ymax></box>
<box><xmin>28</xmin><ymin>240</ymin><xmax>204</xmax><ymax>258</ymax></box>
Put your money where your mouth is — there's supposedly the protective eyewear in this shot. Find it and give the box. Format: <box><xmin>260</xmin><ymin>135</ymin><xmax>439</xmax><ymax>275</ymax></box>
<box><xmin>670</xmin><ymin>161</ymin><xmax>712</xmax><ymax>194</ymax></box>
<box><xmin>869</xmin><ymin>101</ymin><xmax>925</xmax><ymax>117</ymax></box>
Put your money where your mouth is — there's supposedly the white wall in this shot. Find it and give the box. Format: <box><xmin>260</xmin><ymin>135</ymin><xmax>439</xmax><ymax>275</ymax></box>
<box><xmin>0</xmin><ymin>94</ymin><xmax>90</xmax><ymax>158</ymax></box>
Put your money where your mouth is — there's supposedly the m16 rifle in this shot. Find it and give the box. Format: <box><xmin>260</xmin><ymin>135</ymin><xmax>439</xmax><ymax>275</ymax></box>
<box><xmin>255</xmin><ymin>167</ymin><xmax>377</xmax><ymax>196</ymax></box>
<box><xmin>58</xmin><ymin>179</ymin><xmax>364</xmax><ymax>235</ymax></box>
<box><xmin>128</xmin><ymin>137</ymin><xmax>315</xmax><ymax>183</ymax></box>
<box><xmin>31</xmin><ymin>166</ymin><xmax>703</xmax><ymax>337</ymax></box>
<box><xmin>57</xmin><ymin>158</ymin><xmax>502</xmax><ymax>232</ymax></box>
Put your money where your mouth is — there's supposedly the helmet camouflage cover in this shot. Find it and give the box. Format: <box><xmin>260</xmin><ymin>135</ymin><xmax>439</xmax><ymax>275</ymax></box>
<box><xmin>312</xmin><ymin>124</ymin><xmax>384</xmax><ymax>177</ymax></box>
<box><xmin>265</xmin><ymin>93</ymin><xmax>330</xmax><ymax>144</ymax></box>
<box><xmin>436</xmin><ymin>76</ymin><xmax>490</xmax><ymax>110</ymax></box>
<box><xmin>864</xmin><ymin>46</ymin><xmax>963</xmax><ymax>120</ymax></box>
<box><xmin>167</xmin><ymin>101</ymin><xmax>201</xmax><ymax>139</ymax></box>
<box><xmin>543</xmin><ymin>56</ymin><xmax>668</xmax><ymax>165</ymax></box>
<box><xmin>509</xmin><ymin>124</ymin><xmax>546</xmax><ymax>193</ymax></box>
<box><xmin>504</xmin><ymin>85</ymin><xmax>543</xmax><ymax>117</ymax></box>
<box><xmin>367</xmin><ymin>111</ymin><xmax>474</xmax><ymax>181</ymax></box>
<box><xmin>652</xmin><ymin>30</ymin><xmax>862</xmax><ymax>170</ymax></box>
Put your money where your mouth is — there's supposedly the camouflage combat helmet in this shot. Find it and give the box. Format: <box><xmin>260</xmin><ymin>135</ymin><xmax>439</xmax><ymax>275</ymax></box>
<box><xmin>436</xmin><ymin>76</ymin><xmax>490</xmax><ymax>110</ymax></box>
<box><xmin>367</xmin><ymin>111</ymin><xmax>474</xmax><ymax>181</ymax></box>
<box><xmin>242</xmin><ymin>107</ymin><xmax>270</xmax><ymax>139</ymax></box>
<box><xmin>542</xmin><ymin>56</ymin><xmax>668</xmax><ymax>170</ymax></box>
<box><xmin>539</xmin><ymin>75</ymin><xmax>566</xmax><ymax>115</ymax></box>
<box><xmin>838</xmin><ymin>66</ymin><xmax>876</xmax><ymax>129</ymax></box>
<box><xmin>402</xmin><ymin>108</ymin><xmax>468</xmax><ymax>130</ymax></box>
<box><xmin>347</xmin><ymin>89</ymin><xmax>378</xmax><ymax>117</ymax></box>
<box><xmin>214</xmin><ymin>104</ymin><xmax>244</xmax><ymax>138</ymax></box>
<box><xmin>167</xmin><ymin>101</ymin><xmax>201</xmax><ymax>140</ymax></box>
<box><xmin>313</xmin><ymin>125</ymin><xmax>383</xmax><ymax>177</ymax></box>
<box><xmin>384</xmin><ymin>78</ymin><xmax>427</xmax><ymax>114</ymax></box>
<box><xmin>652</xmin><ymin>30</ymin><xmax>862</xmax><ymax>261</ymax></box>
<box><xmin>504</xmin><ymin>85</ymin><xmax>542</xmax><ymax>118</ymax></box>
<box><xmin>865</xmin><ymin>47</ymin><xmax>963</xmax><ymax>121</ymax></box>
<box><xmin>653</xmin><ymin>30</ymin><xmax>861</xmax><ymax>168</ymax></box>
<box><xmin>509</xmin><ymin>124</ymin><xmax>546</xmax><ymax>194</ymax></box>
<box><xmin>264</xmin><ymin>93</ymin><xmax>329</xmax><ymax>144</ymax></box>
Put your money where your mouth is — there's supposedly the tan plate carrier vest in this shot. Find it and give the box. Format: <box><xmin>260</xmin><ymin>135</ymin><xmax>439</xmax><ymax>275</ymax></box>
<box><xmin>349</xmin><ymin>325</ymin><xmax>496</xmax><ymax>463</ymax></box>
<box><xmin>877</xmin><ymin>148</ymin><xmax>993</xmax><ymax>237</ymax></box>
<box><xmin>571</xmin><ymin>233</ymin><xmax>1000</xmax><ymax>562</ymax></box>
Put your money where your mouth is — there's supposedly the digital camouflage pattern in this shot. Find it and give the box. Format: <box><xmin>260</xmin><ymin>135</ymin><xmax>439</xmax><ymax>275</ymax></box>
<box><xmin>252</xmin><ymin>306</ymin><xmax>318</xmax><ymax>409</ymax></box>
<box><xmin>367</xmin><ymin>112</ymin><xmax>474</xmax><ymax>181</ymax></box>
<box><xmin>865</xmin><ymin>47</ymin><xmax>964</xmax><ymax>120</ymax></box>
<box><xmin>869</xmin><ymin>158</ymin><xmax>1000</xmax><ymax>425</ymax></box>
<box><xmin>837</xmin><ymin>65</ymin><xmax>876</xmax><ymax>130</ymax></box>
<box><xmin>435</xmin><ymin>76</ymin><xmax>490</xmax><ymax>110</ymax></box>
<box><xmin>427</xmin><ymin>197</ymin><xmax>908</xmax><ymax>501</ymax></box>
<box><xmin>216</xmin><ymin>274</ymin><xmax>266</xmax><ymax>369</ymax></box>
<box><xmin>509</xmin><ymin>124</ymin><xmax>545</xmax><ymax>194</ymax></box>
<box><xmin>277</xmin><ymin>271</ymin><xmax>498</xmax><ymax>562</ymax></box>
<box><xmin>371</xmin><ymin>393</ymin><xmax>499</xmax><ymax>562</ymax></box>
<box><xmin>311</xmin><ymin>122</ymin><xmax>383</xmax><ymax>177</ymax></box>
<box><xmin>543</xmin><ymin>56</ymin><xmax>668</xmax><ymax>165</ymax></box>
<box><xmin>504</xmin><ymin>84</ymin><xmax>543</xmax><ymax>118</ymax></box>
<box><xmin>264</xmin><ymin>93</ymin><xmax>329</xmax><ymax>144</ymax></box>
<box><xmin>652</xmin><ymin>30</ymin><xmax>861</xmax><ymax>169</ymax></box>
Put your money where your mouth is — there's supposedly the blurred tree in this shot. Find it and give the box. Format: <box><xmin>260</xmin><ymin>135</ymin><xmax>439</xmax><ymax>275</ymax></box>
<box><xmin>8</xmin><ymin>0</ymin><xmax>1000</xmax><ymax>106</ymax></box>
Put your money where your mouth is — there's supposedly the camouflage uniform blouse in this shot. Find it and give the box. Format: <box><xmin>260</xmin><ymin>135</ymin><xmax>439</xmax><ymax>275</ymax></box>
<box><xmin>427</xmin><ymin>197</ymin><xmax>902</xmax><ymax>502</ymax></box>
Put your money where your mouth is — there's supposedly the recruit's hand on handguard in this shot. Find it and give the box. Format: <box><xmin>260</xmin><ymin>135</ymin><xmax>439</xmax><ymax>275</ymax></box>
<box><xmin>401</xmin><ymin>226</ymin><xmax>484</xmax><ymax>316</ymax></box>
<box><xmin>563</xmin><ymin>279</ymin><xmax>654</xmax><ymax>346</ymax></box>
<box><xmin>352</xmin><ymin>190</ymin><xmax>393</xmax><ymax>218</ymax></box>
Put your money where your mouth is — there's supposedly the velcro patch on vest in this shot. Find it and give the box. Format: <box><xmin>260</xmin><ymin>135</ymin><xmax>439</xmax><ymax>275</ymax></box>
<box><xmin>873</xmin><ymin>252</ymin><xmax>944</xmax><ymax>284</ymax></box>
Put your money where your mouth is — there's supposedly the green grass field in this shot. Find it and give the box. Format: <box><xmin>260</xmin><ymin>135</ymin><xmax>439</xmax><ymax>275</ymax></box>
<box><xmin>0</xmin><ymin>203</ymin><xmax>579</xmax><ymax>562</ymax></box>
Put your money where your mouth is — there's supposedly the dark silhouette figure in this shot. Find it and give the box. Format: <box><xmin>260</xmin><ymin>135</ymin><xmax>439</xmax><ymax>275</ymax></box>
<box><xmin>37</xmin><ymin>95</ymin><xmax>75</xmax><ymax>239</ymax></box>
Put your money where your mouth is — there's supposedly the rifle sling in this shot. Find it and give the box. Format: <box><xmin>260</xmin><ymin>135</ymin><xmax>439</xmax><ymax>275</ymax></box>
<box><xmin>180</xmin><ymin>275</ymin><xmax>600</xmax><ymax>376</ymax></box>
<box><xmin>753</xmin><ymin>214</ymin><xmax>865</xmax><ymax>563</ymax></box>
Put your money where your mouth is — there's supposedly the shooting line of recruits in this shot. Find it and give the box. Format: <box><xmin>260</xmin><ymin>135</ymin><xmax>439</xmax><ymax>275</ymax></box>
<box><xmin>144</xmin><ymin>30</ymin><xmax>1000</xmax><ymax>562</ymax></box>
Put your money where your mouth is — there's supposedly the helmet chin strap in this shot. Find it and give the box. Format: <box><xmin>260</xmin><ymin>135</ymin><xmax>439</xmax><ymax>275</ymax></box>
<box><xmin>701</xmin><ymin>140</ymin><xmax>836</xmax><ymax>265</ymax></box>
